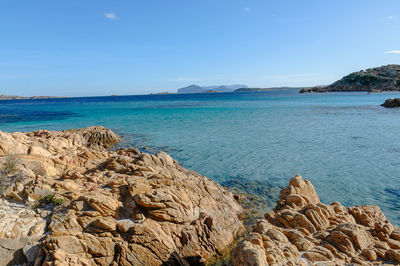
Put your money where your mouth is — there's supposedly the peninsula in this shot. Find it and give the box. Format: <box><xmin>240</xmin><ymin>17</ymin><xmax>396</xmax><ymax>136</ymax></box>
<box><xmin>177</xmin><ymin>84</ymin><xmax>247</xmax><ymax>93</ymax></box>
<box><xmin>0</xmin><ymin>94</ymin><xmax>68</xmax><ymax>100</ymax></box>
<box><xmin>300</xmin><ymin>64</ymin><xmax>400</xmax><ymax>93</ymax></box>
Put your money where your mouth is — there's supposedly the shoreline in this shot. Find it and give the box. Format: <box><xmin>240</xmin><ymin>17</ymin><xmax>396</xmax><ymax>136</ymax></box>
<box><xmin>2</xmin><ymin>89</ymin><xmax>400</xmax><ymax>104</ymax></box>
<box><xmin>0</xmin><ymin>94</ymin><xmax>69</xmax><ymax>100</ymax></box>
<box><xmin>0</xmin><ymin>126</ymin><xmax>243</xmax><ymax>265</ymax></box>
<box><xmin>0</xmin><ymin>126</ymin><xmax>400</xmax><ymax>265</ymax></box>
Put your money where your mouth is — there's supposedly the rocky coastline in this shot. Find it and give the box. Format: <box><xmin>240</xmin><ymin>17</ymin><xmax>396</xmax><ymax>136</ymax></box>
<box><xmin>300</xmin><ymin>65</ymin><xmax>400</xmax><ymax>93</ymax></box>
<box><xmin>0</xmin><ymin>126</ymin><xmax>399</xmax><ymax>265</ymax></box>
<box><xmin>231</xmin><ymin>175</ymin><xmax>400</xmax><ymax>265</ymax></box>
<box><xmin>0</xmin><ymin>126</ymin><xmax>243</xmax><ymax>265</ymax></box>
<box><xmin>0</xmin><ymin>94</ymin><xmax>68</xmax><ymax>100</ymax></box>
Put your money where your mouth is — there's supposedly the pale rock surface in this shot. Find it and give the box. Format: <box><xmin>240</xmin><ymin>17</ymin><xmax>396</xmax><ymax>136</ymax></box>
<box><xmin>0</xmin><ymin>199</ymin><xmax>46</xmax><ymax>265</ymax></box>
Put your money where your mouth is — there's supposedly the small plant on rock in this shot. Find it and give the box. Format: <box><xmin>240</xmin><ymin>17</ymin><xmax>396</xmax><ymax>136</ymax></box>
<box><xmin>39</xmin><ymin>193</ymin><xmax>54</xmax><ymax>203</ymax></box>
<box><xmin>52</xmin><ymin>197</ymin><xmax>65</xmax><ymax>206</ymax></box>
<box><xmin>39</xmin><ymin>193</ymin><xmax>65</xmax><ymax>206</ymax></box>
<box><xmin>3</xmin><ymin>154</ymin><xmax>20</xmax><ymax>175</ymax></box>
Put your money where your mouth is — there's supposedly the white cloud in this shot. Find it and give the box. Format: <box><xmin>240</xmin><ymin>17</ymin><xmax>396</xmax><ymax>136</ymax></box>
<box><xmin>387</xmin><ymin>16</ymin><xmax>396</xmax><ymax>20</ymax></box>
<box><xmin>105</xmin><ymin>13</ymin><xmax>118</xmax><ymax>20</ymax></box>
<box><xmin>385</xmin><ymin>50</ymin><xmax>400</xmax><ymax>54</ymax></box>
<box><xmin>244</xmin><ymin>7</ymin><xmax>251</xmax><ymax>12</ymax></box>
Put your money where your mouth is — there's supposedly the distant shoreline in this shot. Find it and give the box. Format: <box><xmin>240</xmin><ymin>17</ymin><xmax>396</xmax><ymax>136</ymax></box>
<box><xmin>4</xmin><ymin>88</ymin><xmax>400</xmax><ymax>101</ymax></box>
<box><xmin>0</xmin><ymin>94</ymin><xmax>69</xmax><ymax>100</ymax></box>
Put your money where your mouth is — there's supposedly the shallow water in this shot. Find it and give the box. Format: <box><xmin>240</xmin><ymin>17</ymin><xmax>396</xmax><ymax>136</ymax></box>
<box><xmin>1</xmin><ymin>90</ymin><xmax>400</xmax><ymax>225</ymax></box>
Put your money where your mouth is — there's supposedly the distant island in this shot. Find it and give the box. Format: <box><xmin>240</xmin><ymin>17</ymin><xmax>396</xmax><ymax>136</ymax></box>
<box><xmin>177</xmin><ymin>84</ymin><xmax>247</xmax><ymax>93</ymax></box>
<box><xmin>0</xmin><ymin>94</ymin><xmax>68</xmax><ymax>100</ymax></box>
<box><xmin>150</xmin><ymin>92</ymin><xmax>175</xmax><ymax>95</ymax></box>
<box><xmin>235</xmin><ymin>87</ymin><xmax>307</xmax><ymax>92</ymax></box>
<box><xmin>300</xmin><ymin>64</ymin><xmax>400</xmax><ymax>93</ymax></box>
<box><xmin>176</xmin><ymin>85</ymin><xmax>307</xmax><ymax>94</ymax></box>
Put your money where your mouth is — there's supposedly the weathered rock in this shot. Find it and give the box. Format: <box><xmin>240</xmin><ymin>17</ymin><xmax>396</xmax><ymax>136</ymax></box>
<box><xmin>0</xmin><ymin>126</ymin><xmax>243</xmax><ymax>265</ymax></box>
<box><xmin>232</xmin><ymin>175</ymin><xmax>400</xmax><ymax>265</ymax></box>
<box><xmin>275</xmin><ymin>174</ymin><xmax>320</xmax><ymax>210</ymax></box>
<box><xmin>0</xmin><ymin>199</ymin><xmax>46</xmax><ymax>239</ymax></box>
<box><xmin>4</xmin><ymin>126</ymin><xmax>400</xmax><ymax>265</ymax></box>
<box><xmin>231</xmin><ymin>233</ymin><xmax>268</xmax><ymax>265</ymax></box>
<box><xmin>66</xmin><ymin>126</ymin><xmax>120</xmax><ymax>147</ymax></box>
<box><xmin>0</xmin><ymin>199</ymin><xmax>46</xmax><ymax>265</ymax></box>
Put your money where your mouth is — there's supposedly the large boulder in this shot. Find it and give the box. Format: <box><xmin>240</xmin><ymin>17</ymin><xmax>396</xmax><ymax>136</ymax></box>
<box><xmin>65</xmin><ymin>126</ymin><xmax>120</xmax><ymax>147</ymax></box>
<box><xmin>381</xmin><ymin>98</ymin><xmax>400</xmax><ymax>108</ymax></box>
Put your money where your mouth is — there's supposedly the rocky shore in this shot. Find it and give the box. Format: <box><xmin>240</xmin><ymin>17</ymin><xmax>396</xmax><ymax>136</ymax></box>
<box><xmin>1</xmin><ymin>126</ymin><xmax>399</xmax><ymax>265</ymax></box>
<box><xmin>0</xmin><ymin>94</ymin><xmax>68</xmax><ymax>100</ymax></box>
<box><xmin>300</xmin><ymin>65</ymin><xmax>400</xmax><ymax>93</ymax></box>
<box><xmin>0</xmin><ymin>126</ymin><xmax>243</xmax><ymax>265</ymax></box>
<box><xmin>232</xmin><ymin>175</ymin><xmax>400</xmax><ymax>265</ymax></box>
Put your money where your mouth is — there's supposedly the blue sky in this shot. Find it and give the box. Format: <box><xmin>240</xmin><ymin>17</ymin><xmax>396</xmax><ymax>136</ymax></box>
<box><xmin>1</xmin><ymin>0</ymin><xmax>400</xmax><ymax>96</ymax></box>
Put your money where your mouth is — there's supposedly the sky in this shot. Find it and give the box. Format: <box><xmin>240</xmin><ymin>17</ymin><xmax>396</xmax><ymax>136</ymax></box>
<box><xmin>0</xmin><ymin>0</ymin><xmax>400</xmax><ymax>96</ymax></box>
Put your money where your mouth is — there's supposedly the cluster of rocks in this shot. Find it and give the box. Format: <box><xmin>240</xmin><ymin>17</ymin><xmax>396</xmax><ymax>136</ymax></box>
<box><xmin>231</xmin><ymin>175</ymin><xmax>400</xmax><ymax>265</ymax></box>
<box><xmin>0</xmin><ymin>126</ymin><xmax>243</xmax><ymax>265</ymax></box>
<box><xmin>299</xmin><ymin>86</ymin><xmax>328</xmax><ymax>93</ymax></box>
<box><xmin>2</xmin><ymin>126</ymin><xmax>400</xmax><ymax>265</ymax></box>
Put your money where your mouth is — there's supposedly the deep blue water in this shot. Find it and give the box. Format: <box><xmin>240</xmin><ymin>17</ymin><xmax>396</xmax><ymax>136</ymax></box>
<box><xmin>1</xmin><ymin>90</ymin><xmax>400</xmax><ymax>225</ymax></box>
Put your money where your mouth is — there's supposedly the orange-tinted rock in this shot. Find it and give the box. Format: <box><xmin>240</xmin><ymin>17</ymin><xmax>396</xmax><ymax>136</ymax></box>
<box><xmin>232</xmin><ymin>175</ymin><xmax>400</xmax><ymax>266</ymax></box>
<box><xmin>0</xmin><ymin>127</ymin><xmax>243</xmax><ymax>265</ymax></box>
<box><xmin>276</xmin><ymin>175</ymin><xmax>320</xmax><ymax>210</ymax></box>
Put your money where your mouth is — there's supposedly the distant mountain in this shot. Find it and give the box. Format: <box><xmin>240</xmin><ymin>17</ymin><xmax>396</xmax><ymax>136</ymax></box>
<box><xmin>177</xmin><ymin>84</ymin><xmax>248</xmax><ymax>94</ymax></box>
<box><xmin>300</xmin><ymin>64</ymin><xmax>400</xmax><ymax>93</ymax></box>
<box><xmin>203</xmin><ymin>84</ymin><xmax>248</xmax><ymax>92</ymax></box>
<box><xmin>177</xmin><ymin>85</ymin><xmax>207</xmax><ymax>94</ymax></box>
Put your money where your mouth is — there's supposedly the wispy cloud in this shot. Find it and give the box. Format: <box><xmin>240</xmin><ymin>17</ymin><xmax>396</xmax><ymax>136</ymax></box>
<box><xmin>244</xmin><ymin>7</ymin><xmax>251</xmax><ymax>12</ymax></box>
<box><xmin>387</xmin><ymin>16</ymin><xmax>396</xmax><ymax>20</ymax></box>
<box><xmin>105</xmin><ymin>13</ymin><xmax>118</xmax><ymax>20</ymax></box>
<box><xmin>385</xmin><ymin>50</ymin><xmax>400</xmax><ymax>54</ymax></box>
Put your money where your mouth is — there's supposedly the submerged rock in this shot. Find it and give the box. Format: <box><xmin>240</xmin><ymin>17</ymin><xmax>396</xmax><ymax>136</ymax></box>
<box><xmin>231</xmin><ymin>175</ymin><xmax>400</xmax><ymax>265</ymax></box>
<box><xmin>381</xmin><ymin>98</ymin><xmax>400</xmax><ymax>108</ymax></box>
<box><xmin>0</xmin><ymin>126</ymin><xmax>243</xmax><ymax>265</ymax></box>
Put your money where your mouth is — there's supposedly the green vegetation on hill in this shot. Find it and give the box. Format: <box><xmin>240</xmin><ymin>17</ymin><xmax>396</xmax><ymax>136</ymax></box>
<box><xmin>300</xmin><ymin>64</ymin><xmax>400</xmax><ymax>93</ymax></box>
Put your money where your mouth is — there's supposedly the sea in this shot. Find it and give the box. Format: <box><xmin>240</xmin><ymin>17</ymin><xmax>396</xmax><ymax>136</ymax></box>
<box><xmin>1</xmin><ymin>90</ymin><xmax>400</xmax><ymax>225</ymax></box>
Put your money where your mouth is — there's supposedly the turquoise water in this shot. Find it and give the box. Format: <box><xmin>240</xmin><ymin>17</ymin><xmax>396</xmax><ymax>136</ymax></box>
<box><xmin>1</xmin><ymin>90</ymin><xmax>400</xmax><ymax>225</ymax></box>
